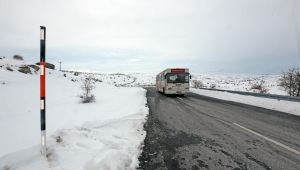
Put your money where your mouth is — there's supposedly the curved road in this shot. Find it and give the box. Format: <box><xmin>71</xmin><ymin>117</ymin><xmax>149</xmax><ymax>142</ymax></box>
<box><xmin>139</xmin><ymin>88</ymin><xmax>300</xmax><ymax>170</ymax></box>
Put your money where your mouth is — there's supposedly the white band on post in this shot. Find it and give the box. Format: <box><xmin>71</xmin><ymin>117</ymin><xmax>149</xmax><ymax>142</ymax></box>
<box><xmin>41</xmin><ymin>130</ymin><xmax>46</xmax><ymax>155</ymax></box>
<box><xmin>40</xmin><ymin>29</ymin><xmax>44</xmax><ymax>40</ymax></box>
<box><xmin>40</xmin><ymin>65</ymin><xmax>44</xmax><ymax>75</ymax></box>
<box><xmin>40</xmin><ymin>99</ymin><xmax>44</xmax><ymax>110</ymax></box>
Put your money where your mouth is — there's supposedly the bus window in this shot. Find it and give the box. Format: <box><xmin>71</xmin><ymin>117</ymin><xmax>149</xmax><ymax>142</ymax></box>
<box><xmin>166</xmin><ymin>73</ymin><xmax>189</xmax><ymax>83</ymax></box>
<box><xmin>169</xmin><ymin>75</ymin><xmax>177</xmax><ymax>81</ymax></box>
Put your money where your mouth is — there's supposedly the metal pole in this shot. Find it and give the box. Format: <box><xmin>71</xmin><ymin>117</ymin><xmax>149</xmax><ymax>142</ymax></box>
<box><xmin>40</xmin><ymin>26</ymin><xmax>46</xmax><ymax>155</ymax></box>
<box><xmin>59</xmin><ymin>61</ymin><xmax>62</xmax><ymax>71</ymax></box>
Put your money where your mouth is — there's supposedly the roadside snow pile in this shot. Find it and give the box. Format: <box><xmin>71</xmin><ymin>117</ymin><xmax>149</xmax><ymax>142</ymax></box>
<box><xmin>0</xmin><ymin>113</ymin><xmax>147</xmax><ymax>170</ymax></box>
<box><xmin>191</xmin><ymin>88</ymin><xmax>300</xmax><ymax>116</ymax></box>
<box><xmin>0</xmin><ymin>57</ymin><xmax>148</xmax><ymax>170</ymax></box>
<box><xmin>191</xmin><ymin>73</ymin><xmax>286</xmax><ymax>95</ymax></box>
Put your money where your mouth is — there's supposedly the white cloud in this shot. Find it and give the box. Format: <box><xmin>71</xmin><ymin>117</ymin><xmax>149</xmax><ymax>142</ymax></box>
<box><xmin>0</xmin><ymin>0</ymin><xmax>299</xmax><ymax>73</ymax></box>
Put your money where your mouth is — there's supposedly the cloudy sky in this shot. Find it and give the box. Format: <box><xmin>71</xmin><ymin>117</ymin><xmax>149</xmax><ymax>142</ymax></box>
<box><xmin>0</xmin><ymin>0</ymin><xmax>300</xmax><ymax>73</ymax></box>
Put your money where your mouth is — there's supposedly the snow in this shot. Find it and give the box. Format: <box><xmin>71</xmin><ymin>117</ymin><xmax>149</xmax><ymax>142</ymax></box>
<box><xmin>0</xmin><ymin>56</ymin><xmax>298</xmax><ymax>169</ymax></box>
<box><xmin>126</xmin><ymin>72</ymin><xmax>287</xmax><ymax>96</ymax></box>
<box><xmin>128</xmin><ymin>73</ymin><xmax>156</xmax><ymax>86</ymax></box>
<box><xmin>0</xmin><ymin>57</ymin><xmax>148</xmax><ymax>170</ymax></box>
<box><xmin>191</xmin><ymin>73</ymin><xmax>286</xmax><ymax>95</ymax></box>
<box><xmin>191</xmin><ymin>88</ymin><xmax>300</xmax><ymax>116</ymax></box>
<box><xmin>61</xmin><ymin>71</ymin><xmax>136</xmax><ymax>87</ymax></box>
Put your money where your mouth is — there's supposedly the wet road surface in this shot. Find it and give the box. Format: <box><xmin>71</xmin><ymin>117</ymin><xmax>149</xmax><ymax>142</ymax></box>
<box><xmin>138</xmin><ymin>88</ymin><xmax>300</xmax><ymax>170</ymax></box>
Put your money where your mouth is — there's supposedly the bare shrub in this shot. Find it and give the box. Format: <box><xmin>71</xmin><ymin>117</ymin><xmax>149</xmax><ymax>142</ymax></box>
<box><xmin>192</xmin><ymin>80</ymin><xmax>204</xmax><ymax>88</ymax></box>
<box><xmin>250</xmin><ymin>80</ymin><xmax>269</xmax><ymax>94</ymax></box>
<box><xmin>13</xmin><ymin>54</ymin><xmax>23</xmax><ymax>60</ymax></box>
<box><xmin>6</xmin><ymin>66</ymin><xmax>13</xmax><ymax>71</ymax></box>
<box><xmin>35</xmin><ymin>62</ymin><xmax>55</xmax><ymax>69</ymax></box>
<box><xmin>210</xmin><ymin>83</ymin><xmax>216</xmax><ymax>89</ymax></box>
<box><xmin>45</xmin><ymin>147</ymin><xmax>57</xmax><ymax>164</ymax></box>
<box><xmin>74</xmin><ymin>72</ymin><xmax>79</xmax><ymax>76</ymax></box>
<box><xmin>279</xmin><ymin>68</ymin><xmax>300</xmax><ymax>96</ymax></box>
<box><xmin>18</xmin><ymin>66</ymin><xmax>32</xmax><ymax>74</ymax></box>
<box><xmin>3</xmin><ymin>165</ymin><xmax>10</xmax><ymax>170</ymax></box>
<box><xmin>56</xmin><ymin>136</ymin><xmax>63</xmax><ymax>143</ymax></box>
<box><xmin>28</xmin><ymin>65</ymin><xmax>40</xmax><ymax>71</ymax></box>
<box><xmin>81</xmin><ymin>76</ymin><xmax>96</xmax><ymax>103</ymax></box>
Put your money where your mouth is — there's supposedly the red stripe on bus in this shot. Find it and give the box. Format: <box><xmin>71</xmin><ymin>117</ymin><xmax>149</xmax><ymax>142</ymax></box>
<box><xmin>171</xmin><ymin>69</ymin><xmax>185</xmax><ymax>72</ymax></box>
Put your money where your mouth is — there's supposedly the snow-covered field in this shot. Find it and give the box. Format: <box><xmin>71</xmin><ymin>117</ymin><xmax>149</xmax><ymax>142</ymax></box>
<box><xmin>64</xmin><ymin>71</ymin><xmax>136</xmax><ymax>87</ymax></box>
<box><xmin>0</xmin><ymin>57</ymin><xmax>148</xmax><ymax>170</ymax></box>
<box><xmin>37</xmin><ymin>70</ymin><xmax>286</xmax><ymax>97</ymax></box>
<box><xmin>126</xmin><ymin>72</ymin><xmax>287</xmax><ymax>96</ymax></box>
<box><xmin>128</xmin><ymin>73</ymin><xmax>156</xmax><ymax>87</ymax></box>
<box><xmin>191</xmin><ymin>73</ymin><xmax>286</xmax><ymax>95</ymax></box>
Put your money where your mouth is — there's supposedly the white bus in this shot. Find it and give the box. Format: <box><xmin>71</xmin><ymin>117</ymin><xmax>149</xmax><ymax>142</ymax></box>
<box><xmin>156</xmin><ymin>68</ymin><xmax>190</xmax><ymax>95</ymax></box>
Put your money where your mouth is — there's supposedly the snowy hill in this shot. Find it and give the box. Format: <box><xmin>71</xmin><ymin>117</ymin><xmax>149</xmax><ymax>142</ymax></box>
<box><xmin>0</xmin><ymin>57</ymin><xmax>148</xmax><ymax>170</ymax></box>
<box><xmin>191</xmin><ymin>73</ymin><xmax>286</xmax><ymax>95</ymax></box>
<box><xmin>125</xmin><ymin>72</ymin><xmax>286</xmax><ymax>96</ymax></box>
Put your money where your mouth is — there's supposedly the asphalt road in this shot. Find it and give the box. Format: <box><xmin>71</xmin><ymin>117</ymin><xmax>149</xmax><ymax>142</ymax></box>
<box><xmin>138</xmin><ymin>88</ymin><xmax>300</xmax><ymax>170</ymax></box>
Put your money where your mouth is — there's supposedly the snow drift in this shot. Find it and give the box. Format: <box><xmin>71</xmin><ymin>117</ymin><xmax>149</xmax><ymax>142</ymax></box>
<box><xmin>0</xmin><ymin>57</ymin><xmax>148</xmax><ymax>170</ymax></box>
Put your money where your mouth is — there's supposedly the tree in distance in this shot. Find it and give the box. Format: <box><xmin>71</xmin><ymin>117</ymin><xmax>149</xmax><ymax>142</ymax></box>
<box><xmin>250</xmin><ymin>80</ymin><xmax>269</xmax><ymax>94</ymax></box>
<box><xmin>192</xmin><ymin>80</ymin><xmax>204</xmax><ymax>89</ymax></box>
<box><xmin>279</xmin><ymin>68</ymin><xmax>300</xmax><ymax>97</ymax></box>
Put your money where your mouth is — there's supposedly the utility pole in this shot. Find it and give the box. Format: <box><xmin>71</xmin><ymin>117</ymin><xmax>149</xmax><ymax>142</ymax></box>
<box><xmin>40</xmin><ymin>26</ymin><xmax>46</xmax><ymax>155</ymax></box>
<box><xmin>58</xmin><ymin>61</ymin><xmax>62</xmax><ymax>71</ymax></box>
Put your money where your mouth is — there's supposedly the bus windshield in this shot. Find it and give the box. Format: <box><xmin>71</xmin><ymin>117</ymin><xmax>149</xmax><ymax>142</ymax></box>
<box><xmin>166</xmin><ymin>73</ymin><xmax>189</xmax><ymax>83</ymax></box>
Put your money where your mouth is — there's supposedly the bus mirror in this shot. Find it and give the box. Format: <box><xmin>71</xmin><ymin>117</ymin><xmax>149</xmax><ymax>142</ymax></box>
<box><xmin>190</xmin><ymin>75</ymin><xmax>192</xmax><ymax>79</ymax></box>
<box><xmin>164</xmin><ymin>75</ymin><xmax>167</xmax><ymax>79</ymax></box>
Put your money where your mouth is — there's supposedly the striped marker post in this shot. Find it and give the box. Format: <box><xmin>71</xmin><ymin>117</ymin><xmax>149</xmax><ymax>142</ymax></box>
<box><xmin>40</xmin><ymin>26</ymin><xmax>46</xmax><ymax>155</ymax></box>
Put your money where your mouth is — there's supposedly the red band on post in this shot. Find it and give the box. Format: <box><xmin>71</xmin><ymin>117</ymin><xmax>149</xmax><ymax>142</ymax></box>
<box><xmin>40</xmin><ymin>62</ymin><xmax>46</xmax><ymax>97</ymax></box>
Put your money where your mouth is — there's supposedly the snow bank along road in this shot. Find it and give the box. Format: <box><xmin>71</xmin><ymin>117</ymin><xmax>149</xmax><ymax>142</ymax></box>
<box><xmin>139</xmin><ymin>88</ymin><xmax>300</xmax><ymax>170</ymax></box>
<box><xmin>0</xmin><ymin>62</ymin><xmax>148</xmax><ymax>170</ymax></box>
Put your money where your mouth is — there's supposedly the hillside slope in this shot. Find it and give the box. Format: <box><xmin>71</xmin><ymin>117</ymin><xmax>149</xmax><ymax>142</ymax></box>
<box><xmin>0</xmin><ymin>57</ymin><xmax>148</xmax><ymax>170</ymax></box>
